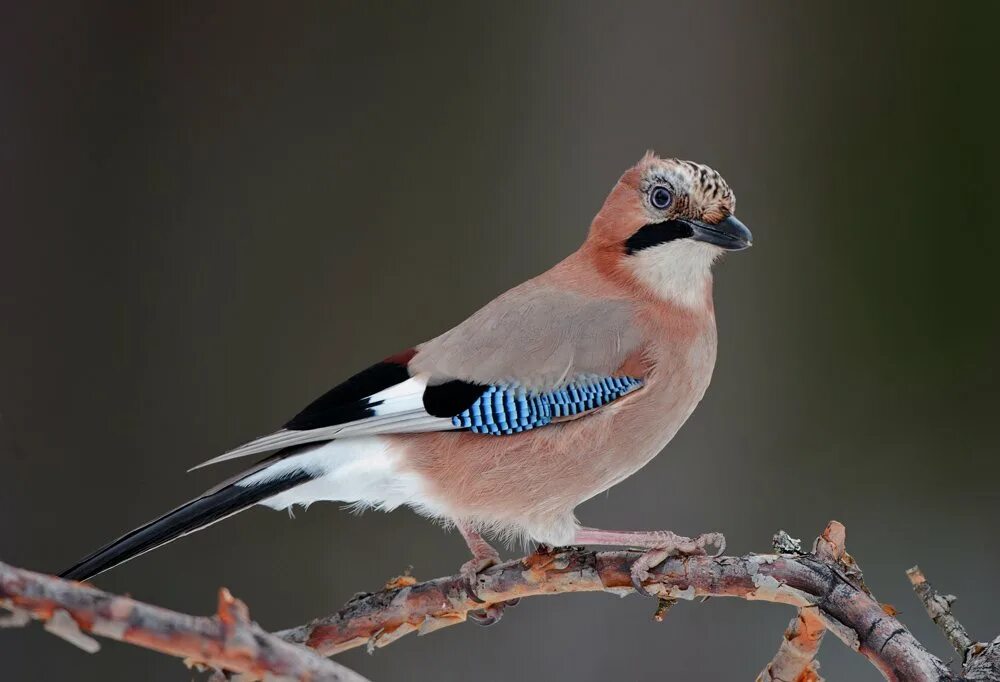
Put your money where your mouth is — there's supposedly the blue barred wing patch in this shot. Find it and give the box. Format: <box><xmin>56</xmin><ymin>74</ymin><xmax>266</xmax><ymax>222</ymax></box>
<box><xmin>451</xmin><ymin>376</ymin><xmax>643</xmax><ymax>435</ymax></box>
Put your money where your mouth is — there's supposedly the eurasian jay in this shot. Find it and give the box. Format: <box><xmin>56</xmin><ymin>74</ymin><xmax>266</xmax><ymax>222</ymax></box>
<box><xmin>60</xmin><ymin>152</ymin><xmax>752</xmax><ymax>623</ymax></box>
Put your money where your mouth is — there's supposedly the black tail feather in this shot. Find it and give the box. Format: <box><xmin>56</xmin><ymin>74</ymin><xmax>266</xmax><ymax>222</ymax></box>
<box><xmin>59</xmin><ymin>466</ymin><xmax>314</xmax><ymax>581</ymax></box>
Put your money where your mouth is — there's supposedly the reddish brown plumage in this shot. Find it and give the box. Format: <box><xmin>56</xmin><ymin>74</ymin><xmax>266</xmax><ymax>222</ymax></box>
<box><xmin>392</xmin><ymin>296</ymin><xmax>715</xmax><ymax>545</ymax></box>
<box><xmin>392</xmin><ymin>153</ymin><xmax>729</xmax><ymax>545</ymax></box>
<box><xmin>56</xmin><ymin>153</ymin><xmax>748</xmax><ymax>587</ymax></box>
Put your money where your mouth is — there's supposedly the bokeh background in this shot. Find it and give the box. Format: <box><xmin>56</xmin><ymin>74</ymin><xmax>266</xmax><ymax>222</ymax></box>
<box><xmin>2</xmin><ymin>2</ymin><xmax>997</xmax><ymax>680</ymax></box>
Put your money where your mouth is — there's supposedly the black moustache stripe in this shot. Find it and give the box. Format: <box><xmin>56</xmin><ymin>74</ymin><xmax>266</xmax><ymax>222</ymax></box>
<box><xmin>624</xmin><ymin>220</ymin><xmax>693</xmax><ymax>255</ymax></box>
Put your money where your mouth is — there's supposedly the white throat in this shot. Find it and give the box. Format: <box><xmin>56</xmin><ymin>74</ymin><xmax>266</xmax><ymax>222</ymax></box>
<box><xmin>628</xmin><ymin>240</ymin><xmax>719</xmax><ymax>308</ymax></box>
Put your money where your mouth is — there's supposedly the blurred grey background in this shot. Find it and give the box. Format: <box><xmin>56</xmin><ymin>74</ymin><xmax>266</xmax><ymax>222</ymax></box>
<box><xmin>1</xmin><ymin>2</ymin><xmax>997</xmax><ymax>680</ymax></box>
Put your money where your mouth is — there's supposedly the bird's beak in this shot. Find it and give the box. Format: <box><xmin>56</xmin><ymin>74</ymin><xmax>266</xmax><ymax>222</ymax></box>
<box><xmin>686</xmin><ymin>215</ymin><xmax>753</xmax><ymax>250</ymax></box>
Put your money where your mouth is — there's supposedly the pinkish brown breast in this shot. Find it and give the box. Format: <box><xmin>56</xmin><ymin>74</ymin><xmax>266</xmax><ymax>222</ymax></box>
<box><xmin>389</xmin><ymin>298</ymin><xmax>718</xmax><ymax>546</ymax></box>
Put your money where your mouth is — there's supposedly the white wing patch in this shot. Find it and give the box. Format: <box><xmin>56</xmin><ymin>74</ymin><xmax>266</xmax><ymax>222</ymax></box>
<box><xmin>190</xmin><ymin>375</ymin><xmax>451</xmax><ymax>470</ymax></box>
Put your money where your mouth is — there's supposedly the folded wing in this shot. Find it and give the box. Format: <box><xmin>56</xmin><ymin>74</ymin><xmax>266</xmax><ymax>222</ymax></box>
<box><xmin>193</xmin><ymin>285</ymin><xmax>645</xmax><ymax>469</ymax></box>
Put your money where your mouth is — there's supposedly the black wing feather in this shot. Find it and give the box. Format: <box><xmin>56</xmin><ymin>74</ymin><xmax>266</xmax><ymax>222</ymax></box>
<box><xmin>285</xmin><ymin>361</ymin><xmax>411</xmax><ymax>430</ymax></box>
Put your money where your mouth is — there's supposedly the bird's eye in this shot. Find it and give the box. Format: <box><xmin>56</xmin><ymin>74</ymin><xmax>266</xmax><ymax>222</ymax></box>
<box><xmin>650</xmin><ymin>186</ymin><xmax>672</xmax><ymax>210</ymax></box>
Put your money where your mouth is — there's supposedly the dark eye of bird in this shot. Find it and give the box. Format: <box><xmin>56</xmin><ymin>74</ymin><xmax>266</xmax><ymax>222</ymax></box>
<box><xmin>650</xmin><ymin>185</ymin><xmax>672</xmax><ymax>210</ymax></box>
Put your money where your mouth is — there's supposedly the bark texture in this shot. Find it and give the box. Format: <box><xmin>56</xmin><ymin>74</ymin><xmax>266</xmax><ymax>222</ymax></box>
<box><xmin>2</xmin><ymin>521</ymin><xmax>997</xmax><ymax>681</ymax></box>
<box><xmin>0</xmin><ymin>561</ymin><xmax>367</xmax><ymax>682</ymax></box>
<box><xmin>276</xmin><ymin>522</ymin><xmax>989</xmax><ymax>681</ymax></box>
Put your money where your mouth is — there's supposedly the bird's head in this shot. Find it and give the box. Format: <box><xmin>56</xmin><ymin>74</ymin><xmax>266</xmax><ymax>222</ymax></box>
<box><xmin>587</xmin><ymin>152</ymin><xmax>752</xmax><ymax>306</ymax></box>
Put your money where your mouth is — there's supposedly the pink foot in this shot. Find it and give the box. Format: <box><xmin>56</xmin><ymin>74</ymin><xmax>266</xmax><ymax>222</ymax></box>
<box><xmin>457</xmin><ymin>522</ymin><xmax>518</xmax><ymax>626</ymax></box>
<box><xmin>574</xmin><ymin>527</ymin><xmax>726</xmax><ymax>597</ymax></box>
<box><xmin>460</xmin><ymin>546</ymin><xmax>501</xmax><ymax>604</ymax></box>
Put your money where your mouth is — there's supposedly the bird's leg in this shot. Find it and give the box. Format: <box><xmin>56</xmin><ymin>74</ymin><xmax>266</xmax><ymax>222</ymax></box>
<box><xmin>573</xmin><ymin>527</ymin><xmax>726</xmax><ymax>597</ymax></box>
<box><xmin>457</xmin><ymin>522</ymin><xmax>517</xmax><ymax>626</ymax></box>
<box><xmin>458</xmin><ymin>522</ymin><xmax>501</xmax><ymax>587</ymax></box>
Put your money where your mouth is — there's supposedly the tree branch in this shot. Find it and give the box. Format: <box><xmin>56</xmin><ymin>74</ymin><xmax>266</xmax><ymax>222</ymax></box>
<box><xmin>275</xmin><ymin>521</ymin><xmax>995</xmax><ymax>682</ymax></box>
<box><xmin>907</xmin><ymin>565</ymin><xmax>1000</xmax><ymax>680</ymax></box>
<box><xmin>754</xmin><ymin>526</ymin><xmax>844</xmax><ymax>682</ymax></box>
<box><xmin>4</xmin><ymin>521</ymin><xmax>999</xmax><ymax>681</ymax></box>
<box><xmin>756</xmin><ymin>608</ymin><xmax>826</xmax><ymax>682</ymax></box>
<box><xmin>906</xmin><ymin>566</ymin><xmax>975</xmax><ymax>661</ymax></box>
<box><xmin>0</xmin><ymin>561</ymin><xmax>368</xmax><ymax>682</ymax></box>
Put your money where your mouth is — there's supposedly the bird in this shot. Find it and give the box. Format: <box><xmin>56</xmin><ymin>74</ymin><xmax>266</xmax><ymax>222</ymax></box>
<box><xmin>60</xmin><ymin>151</ymin><xmax>752</xmax><ymax>624</ymax></box>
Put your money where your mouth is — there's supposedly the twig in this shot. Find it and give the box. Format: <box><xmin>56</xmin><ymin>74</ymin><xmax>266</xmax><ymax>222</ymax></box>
<box><xmin>756</xmin><ymin>609</ymin><xmax>826</xmax><ymax>682</ymax></box>
<box><xmin>907</xmin><ymin>565</ymin><xmax>1000</xmax><ymax>681</ymax></box>
<box><xmin>276</xmin><ymin>521</ymin><xmax>956</xmax><ymax>681</ymax></box>
<box><xmin>755</xmin><ymin>524</ymin><xmax>847</xmax><ymax>682</ymax></box>
<box><xmin>0</xmin><ymin>561</ymin><xmax>367</xmax><ymax>682</ymax></box>
<box><xmin>5</xmin><ymin>522</ymin><xmax>1000</xmax><ymax>681</ymax></box>
<box><xmin>906</xmin><ymin>566</ymin><xmax>975</xmax><ymax>661</ymax></box>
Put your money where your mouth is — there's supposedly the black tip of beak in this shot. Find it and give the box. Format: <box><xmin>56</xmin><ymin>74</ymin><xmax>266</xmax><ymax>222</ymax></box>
<box><xmin>688</xmin><ymin>215</ymin><xmax>753</xmax><ymax>251</ymax></box>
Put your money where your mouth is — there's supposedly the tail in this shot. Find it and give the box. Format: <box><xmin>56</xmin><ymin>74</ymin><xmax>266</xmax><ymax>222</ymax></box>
<box><xmin>59</xmin><ymin>448</ymin><xmax>320</xmax><ymax>581</ymax></box>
